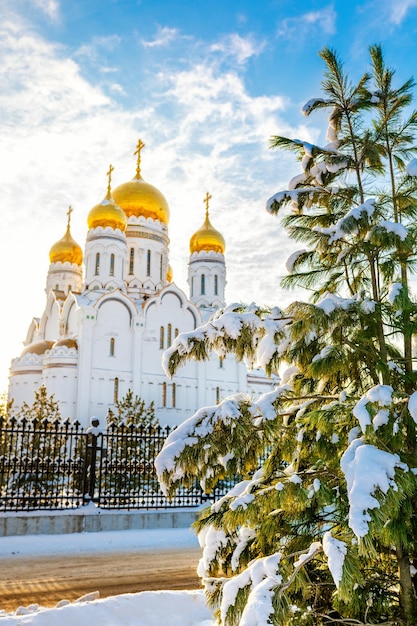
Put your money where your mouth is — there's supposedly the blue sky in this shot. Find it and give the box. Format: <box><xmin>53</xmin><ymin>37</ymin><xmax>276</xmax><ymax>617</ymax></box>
<box><xmin>1</xmin><ymin>0</ymin><xmax>417</xmax><ymax>391</ymax></box>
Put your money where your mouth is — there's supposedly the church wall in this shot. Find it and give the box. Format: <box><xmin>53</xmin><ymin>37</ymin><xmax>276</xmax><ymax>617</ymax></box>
<box><xmin>82</xmin><ymin>299</ymin><xmax>135</xmax><ymax>423</ymax></box>
<box><xmin>41</xmin><ymin>365</ymin><xmax>78</xmax><ymax>421</ymax></box>
<box><xmin>40</xmin><ymin>300</ymin><xmax>61</xmax><ymax>343</ymax></box>
<box><xmin>8</xmin><ymin>368</ymin><xmax>42</xmax><ymax>412</ymax></box>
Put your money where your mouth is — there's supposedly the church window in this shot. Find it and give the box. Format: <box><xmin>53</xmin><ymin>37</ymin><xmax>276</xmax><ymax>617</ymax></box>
<box><xmin>55</xmin><ymin>284</ymin><xmax>59</xmax><ymax>290</ymax></box>
<box><xmin>160</xmin><ymin>326</ymin><xmax>164</xmax><ymax>349</ymax></box>
<box><xmin>110</xmin><ymin>337</ymin><xmax>115</xmax><ymax>356</ymax></box>
<box><xmin>219</xmin><ymin>357</ymin><xmax>224</xmax><ymax>369</ymax></box>
<box><xmin>216</xmin><ymin>386</ymin><xmax>220</xmax><ymax>404</ymax></box>
<box><xmin>214</xmin><ymin>274</ymin><xmax>218</xmax><ymax>295</ymax></box>
<box><xmin>114</xmin><ymin>377</ymin><xmax>119</xmax><ymax>403</ymax></box>
<box><xmin>110</xmin><ymin>254</ymin><xmax>115</xmax><ymax>276</ymax></box>
<box><xmin>95</xmin><ymin>253</ymin><xmax>100</xmax><ymax>275</ymax></box>
<box><xmin>146</xmin><ymin>250</ymin><xmax>151</xmax><ymax>276</ymax></box>
<box><xmin>201</xmin><ymin>274</ymin><xmax>205</xmax><ymax>295</ymax></box>
<box><xmin>160</xmin><ymin>255</ymin><xmax>163</xmax><ymax>280</ymax></box>
<box><xmin>167</xmin><ymin>324</ymin><xmax>172</xmax><ymax>347</ymax></box>
<box><xmin>162</xmin><ymin>382</ymin><xmax>167</xmax><ymax>407</ymax></box>
<box><xmin>129</xmin><ymin>248</ymin><xmax>134</xmax><ymax>274</ymax></box>
<box><xmin>175</xmin><ymin>328</ymin><xmax>179</xmax><ymax>338</ymax></box>
<box><xmin>191</xmin><ymin>277</ymin><xmax>194</xmax><ymax>297</ymax></box>
<box><xmin>172</xmin><ymin>383</ymin><xmax>176</xmax><ymax>408</ymax></box>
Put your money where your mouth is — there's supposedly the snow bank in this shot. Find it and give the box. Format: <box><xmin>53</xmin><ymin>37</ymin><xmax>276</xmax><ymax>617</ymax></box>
<box><xmin>0</xmin><ymin>590</ymin><xmax>213</xmax><ymax>626</ymax></box>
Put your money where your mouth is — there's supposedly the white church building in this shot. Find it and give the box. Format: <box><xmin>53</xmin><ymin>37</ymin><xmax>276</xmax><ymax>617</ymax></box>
<box><xmin>8</xmin><ymin>141</ymin><xmax>274</xmax><ymax>427</ymax></box>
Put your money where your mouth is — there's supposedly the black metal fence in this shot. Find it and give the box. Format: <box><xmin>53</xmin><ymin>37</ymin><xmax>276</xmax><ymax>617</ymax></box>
<box><xmin>0</xmin><ymin>417</ymin><xmax>228</xmax><ymax>512</ymax></box>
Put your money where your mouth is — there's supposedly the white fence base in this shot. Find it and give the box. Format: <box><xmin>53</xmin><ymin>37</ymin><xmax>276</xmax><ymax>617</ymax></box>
<box><xmin>0</xmin><ymin>507</ymin><xmax>200</xmax><ymax>537</ymax></box>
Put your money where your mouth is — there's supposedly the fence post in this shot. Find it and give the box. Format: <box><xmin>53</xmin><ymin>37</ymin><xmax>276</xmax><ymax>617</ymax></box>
<box><xmin>82</xmin><ymin>419</ymin><xmax>100</xmax><ymax>505</ymax></box>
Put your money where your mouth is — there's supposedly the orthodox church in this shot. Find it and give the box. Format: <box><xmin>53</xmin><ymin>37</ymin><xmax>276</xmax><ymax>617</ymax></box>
<box><xmin>8</xmin><ymin>141</ymin><xmax>273</xmax><ymax>427</ymax></box>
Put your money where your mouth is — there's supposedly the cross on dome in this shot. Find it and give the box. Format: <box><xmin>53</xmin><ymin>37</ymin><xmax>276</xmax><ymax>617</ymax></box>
<box><xmin>203</xmin><ymin>192</ymin><xmax>212</xmax><ymax>218</ymax></box>
<box><xmin>106</xmin><ymin>164</ymin><xmax>114</xmax><ymax>194</ymax></box>
<box><xmin>134</xmin><ymin>139</ymin><xmax>145</xmax><ymax>178</ymax></box>
<box><xmin>66</xmin><ymin>206</ymin><xmax>73</xmax><ymax>228</ymax></box>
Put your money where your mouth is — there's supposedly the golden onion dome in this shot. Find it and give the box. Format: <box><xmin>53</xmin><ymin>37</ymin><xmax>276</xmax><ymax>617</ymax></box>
<box><xmin>166</xmin><ymin>264</ymin><xmax>173</xmax><ymax>282</ymax></box>
<box><xmin>112</xmin><ymin>139</ymin><xmax>170</xmax><ymax>225</ymax></box>
<box><xmin>49</xmin><ymin>208</ymin><xmax>83</xmax><ymax>265</ymax></box>
<box><xmin>190</xmin><ymin>193</ymin><xmax>225</xmax><ymax>255</ymax></box>
<box><xmin>87</xmin><ymin>165</ymin><xmax>127</xmax><ymax>232</ymax></box>
<box><xmin>21</xmin><ymin>340</ymin><xmax>54</xmax><ymax>357</ymax></box>
<box><xmin>53</xmin><ymin>338</ymin><xmax>78</xmax><ymax>350</ymax></box>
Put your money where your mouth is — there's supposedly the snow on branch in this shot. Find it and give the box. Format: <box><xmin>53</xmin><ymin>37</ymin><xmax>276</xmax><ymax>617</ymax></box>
<box><xmin>162</xmin><ymin>303</ymin><xmax>266</xmax><ymax>377</ymax></box>
<box><xmin>163</xmin><ymin>304</ymin><xmax>291</xmax><ymax>378</ymax></box>
<box><xmin>322</xmin><ymin>531</ymin><xmax>347</xmax><ymax>588</ymax></box>
<box><xmin>341</xmin><ymin>438</ymin><xmax>408</xmax><ymax>538</ymax></box>
<box><xmin>266</xmin><ymin>187</ymin><xmax>322</xmax><ymax>215</ymax></box>
<box><xmin>301</xmin><ymin>97</ymin><xmax>333</xmax><ymax>116</ymax></box>
<box><xmin>352</xmin><ymin>384</ymin><xmax>393</xmax><ymax>433</ymax></box>
<box><xmin>378</xmin><ymin>220</ymin><xmax>408</xmax><ymax>241</ymax></box>
<box><xmin>220</xmin><ymin>553</ymin><xmax>283</xmax><ymax>626</ymax></box>
<box><xmin>155</xmin><ymin>393</ymin><xmax>264</xmax><ymax>496</ymax></box>
<box><xmin>313</xmin><ymin>198</ymin><xmax>376</xmax><ymax>244</ymax></box>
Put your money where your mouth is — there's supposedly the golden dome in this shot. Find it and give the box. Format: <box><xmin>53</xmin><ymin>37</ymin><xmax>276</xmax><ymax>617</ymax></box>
<box><xmin>49</xmin><ymin>208</ymin><xmax>83</xmax><ymax>265</ymax></box>
<box><xmin>166</xmin><ymin>264</ymin><xmax>173</xmax><ymax>282</ymax></box>
<box><xmin>21</xmin><ymin>340</ymin><xmax>54</xmax><ymax>357</ymax></box>
<box><xmin>112</xmin><ymin>139</ymin><xmax>170</xmax><ymax>225</ymax></box>
<box><xmin>87</xmin><ymin>165</ymin><xmax>127</xmax><ymax>232</ymax></box>
<box><xmin>190</xmin><ymin>193</ymin><xmax>225</xmax><ymax>255</ymax></box>
<box><xmin>53</xmin><ymin>338</ymin><xmax>78</xmax><ymax>350</ymax></box>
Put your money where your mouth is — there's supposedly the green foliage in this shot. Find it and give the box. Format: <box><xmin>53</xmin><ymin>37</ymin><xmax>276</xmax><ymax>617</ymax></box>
<box><xmin>1</xmin><ymin>386</ymin><xmax>66</xmax><ymax>500</ymax></box>
<box><xmin>106</xmin><ymin>389</ymin><xmax>157</xmax><ymax>428</ymax></box>
<box><xmin>104</xmin><ymin>390</ymin><xmax>160</xmax><ymax>498</ymax></box>
<box><xmin>157</xmin><ymin>46</ymin><xmax>417</xmax><ymax>625</ymax></box>
<box><xmin>13</xmin><ymin>385</ymin><xmax>63</xmax><ymax>424</ymax></box>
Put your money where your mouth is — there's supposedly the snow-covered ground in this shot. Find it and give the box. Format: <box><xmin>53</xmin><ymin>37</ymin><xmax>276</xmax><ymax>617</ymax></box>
<box><xmin>0</xmin><ymin>527</ymin><xmax>215</xmax><ymax>626</ymax></box>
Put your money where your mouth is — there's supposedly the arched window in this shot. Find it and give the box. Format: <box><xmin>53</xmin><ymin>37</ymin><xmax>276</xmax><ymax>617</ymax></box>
<box><xmin>110</xmin><ymin>253</ymin><xmax>115</xmax><ymax>276</ymax></box>
<box><xmin>162</xmin><ymin>382</ymin><xmax>167</xmax><ymax>407</ymax></box>
<box><xmin>214</xmin><ymin>274</ymin><xmax>218</xmax><ymax>295</ymax></box>
<box><xmin>172</xmin><ymin>383</ymin><xmax>176</xmax><ymax>408</ymax></box>
<box><xmin>219</xmin><ymin>357</ymin><xmax>224</xmax><ymax>369</ymax></box>
<box><xmin>114</xmin><ymin>377</ymin><xmax>119</xmax><ymax>403</ymax></box>
<box><xmin>175</xmin><ymin>328</ymin><xmax>179</xmax><ymax>339</ymax></box>
<box><xmin>129</xmin><ymin>248</ymin><xmax>134</xmax><ymax>274</ymax></box>
<box><xmin>216</xmin><ymin>386</ymin><xmax>220</xmax><ymax>404</ymax></box>
<box><xmin>147</xmin><ymin>250</ymin><xmax>151</xmax><ymax>277</ymax></box>
<box><xmin>191</xmin><ymin>277</ymin><xmax>194</xmax><ymax>297</ymax></box>
<box><xmin>201</xmin><ymin>274</ymin><xmax>205</xmax><ymax>295</ymax></box>
<box><xmin>167</xmin><ymin>324</ymin><xmax>172</xmax><ymax>347</ymax></box>
<box><xmin>110</xmin><ymin>337</ymin><xmax>115</xmax><ymax>356</ymax></box>
<box><xmin>160</xmin><ymin>326</ymin><xmax>165</xmax><ymax>349</ymax></box>
<box><xmin>160</xmin><ymin>255</ymin><xmax>163</xmax><ymax>280</ymax></box>
<box><xmin>95</xmin><ymin>253</ymin><xmax>100</xmax><ymax>275</ymax></box>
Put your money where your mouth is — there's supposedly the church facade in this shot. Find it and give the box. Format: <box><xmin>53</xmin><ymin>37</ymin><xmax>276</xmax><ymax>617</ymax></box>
<box><xmin>8</xmin><ymin>141</ymin><xmax>273</xmax><ymax>427</ymax></box>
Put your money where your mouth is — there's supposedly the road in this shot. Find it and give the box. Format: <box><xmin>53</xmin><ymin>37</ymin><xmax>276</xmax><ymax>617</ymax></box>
<box><xmin>0</xmin><ymin>547</ymin><xmax>202</xmax><ymax>612</ymax></box>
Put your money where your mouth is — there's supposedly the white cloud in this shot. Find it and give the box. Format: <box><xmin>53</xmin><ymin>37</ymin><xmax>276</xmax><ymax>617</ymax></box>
<box><xmin>386</xmin><ymin>0</ymin><xmax>417</xmax><ymax>24</ymax></box>
<box><xmin>141</xmin><ymin>26</ymin><xmax>180</xmax><ymax>48</ymax></box>
<box><xmin>76</xmin><ymin>35</ymin><xmax>122</xmax><ymax>59</ymax></box>
<box><xmin>278</xmin><ymin>5</ymin><xmax>337</xmax><ymax>39</ymax></box>
<box><xmin>31</xmin><ymin>0</ymin><xmax>60</xmax><ymax>21</ymax></box>
<box><xmin>210</xmin><ymin>33</ymin><xmax>266</xmax><ymax>64</ymax></box>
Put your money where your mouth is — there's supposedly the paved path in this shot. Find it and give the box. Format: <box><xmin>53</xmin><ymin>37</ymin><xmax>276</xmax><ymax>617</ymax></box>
<box><xmin>0</xmin><ymin>547</ymin><xmax>202</xmax><ymax>612</ymax></box>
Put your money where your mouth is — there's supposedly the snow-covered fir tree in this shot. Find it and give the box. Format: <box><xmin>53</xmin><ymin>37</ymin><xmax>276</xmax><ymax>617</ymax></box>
<box><xmin>156</xmin><ymin>47</ymin><xmax>417</xmax><ymax>625</ymax></box>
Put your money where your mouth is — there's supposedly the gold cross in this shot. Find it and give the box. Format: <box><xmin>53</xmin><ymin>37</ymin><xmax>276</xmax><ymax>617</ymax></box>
<box><xmin>134</xmin><ymin>139</ymin><xmax>145</xmax><ymax>177</ymax></box>
<box><xmin>204</xmin><ymin>192</ymin><xmax>212</xmax><ymax>218</ymax></box>
<box><xmin>107</xmin><ymin>164</ymin><xmax>114</xmax><ymax>193</ymax></box>
<box><xmin>66</xmin><ymin>206</ymin><xmax>73</xmax><ymax>228</ymax></box>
